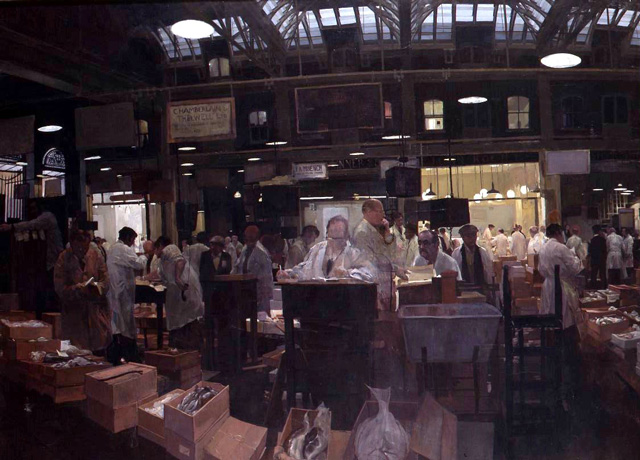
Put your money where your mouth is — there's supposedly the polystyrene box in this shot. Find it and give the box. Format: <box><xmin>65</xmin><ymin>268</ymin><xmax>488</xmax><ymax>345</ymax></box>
<box><xmin>272</xmin><ymin>288</ymin><xmax>282</xmax><ymax>302</ymax></box>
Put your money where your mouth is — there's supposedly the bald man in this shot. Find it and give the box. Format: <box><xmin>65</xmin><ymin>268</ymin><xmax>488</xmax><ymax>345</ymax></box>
<box><xmin>232</xmin><ymin>225</ymin><xmax>274</xmax><ymax>314</ymax></box>
<box><xmin>352</xmin><ymin>199</ymin><xmax>406</xmax><ymax>310</ymax></box>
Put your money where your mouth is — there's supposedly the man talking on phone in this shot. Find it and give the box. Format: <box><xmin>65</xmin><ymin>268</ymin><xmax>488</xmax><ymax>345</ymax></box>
<box><xmin>352</xmin><ymin>199</ymin><xmax>408</xmax><ymax>310</ymax></box>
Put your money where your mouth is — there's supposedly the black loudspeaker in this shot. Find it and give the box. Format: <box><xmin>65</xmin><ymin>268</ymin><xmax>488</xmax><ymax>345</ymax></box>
<box><xmin>258</xmin><ymin>186</ymin><xmax>300</xmax><ymax>218</ymax></box>
<box><xmin>385</xmin><ymin>167</ymin><xmax>421</xmax><ymax>198</ymax></box>
<box><xmin>418</xmin><ymin>198</ymin><xmax>470</xmax><ymax>228</ymax></box>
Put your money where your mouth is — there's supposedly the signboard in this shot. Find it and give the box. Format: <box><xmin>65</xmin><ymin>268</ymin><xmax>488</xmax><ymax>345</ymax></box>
<box><xmin>168</xmin><ymin>98</ymin><xmax>236</xmax><ymax>143</ymax></box>
<box><xmin>545</xmin><ymin>150</ymin><xmax>590</xmax><ymax>175</ymax></box>
<box><xmin>0</xmin><ymin>115</ymin><xmax>34</xmax><ymax>155</ymax></box>
<box><xmin>292</xmin><ymin>162</ymin><xmax>328</xmax><ymax>181</ymax></box>
<box><xmin>43</xmin><ymin>148</ymin><xmax>66</xmax><ymax>171</ymax></box>
<box><xmin>75</xmin><ymin>102</ymin><xmax>136</xmax><ymax>150</ymax></box>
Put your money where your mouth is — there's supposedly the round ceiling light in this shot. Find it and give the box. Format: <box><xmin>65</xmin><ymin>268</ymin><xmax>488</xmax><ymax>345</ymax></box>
<box><xmin>540</xmin><ymin>53</ymin><xmax>581</xmax><ymax>69</ymax></box>
<box><xmin>506</xmin><ymin>190</ymin><xmax>516</xmax><ymax>198</ymax></box>
<box><xmin>520</xmin><ymin>185</ymin><xmax>528</xmax><ymax>195</ymax></box>
<box><xmin>458</xmin><ymin>96</ymin><xmax>487</xmax><ymax>104</ymax></box>
<box><xmin>181</xmin><ymin>163</ymin><xmax>194</xmax><ymax>167</ymax></box>
<box><xmin>178</xmin><ymin>146</ymin><xmax>196</xmax><ymax>151</ymax></box>
<box><xmin>480</xmin><ymin>188</ymin><xmax>488</xmax><ymax>198</ymax></box>
<box><xmin>37</xmin><ymin>125</ymin><xmax>63</xmax><ymax>133</ymax></box>
<box><xmin>234</xmin><ymin>191</ymin><xmax>242</xmax><ymax>199</ymax></box>
<box><xmin>614</xmin><ymin>184</ymin><xmax>627</xmax><ymax>191</ymax></box>
<box><xmin>170</xmin><ymin>20</ymin><xmax>214</xmax><ymax>40</ymax></box>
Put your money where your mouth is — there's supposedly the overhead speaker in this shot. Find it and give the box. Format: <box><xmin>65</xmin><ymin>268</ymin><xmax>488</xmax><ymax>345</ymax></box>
<box><xmin>385</xmin><ymin>167</ymin><xmax>421</xmax><ymax>198</ymax></box>
<box><xmin>417</xmin><ymin>198</ymin><xmax>470</xmax><ymax>228</ymax></box>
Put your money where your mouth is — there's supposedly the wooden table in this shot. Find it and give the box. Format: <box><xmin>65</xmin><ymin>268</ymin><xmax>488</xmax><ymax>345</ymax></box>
<box><xmin>280</xmin><ymin>280</ymin><xmax>377</xmax><ymax>426</ymax></box>
<box><xmin>135</xmin><ymin>282</ymin><xmax>166</xmax><ymax>350</ymax></box>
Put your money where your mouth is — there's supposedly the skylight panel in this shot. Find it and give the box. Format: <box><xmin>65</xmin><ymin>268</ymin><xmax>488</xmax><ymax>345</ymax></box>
<box><xmin>598</xmin><ymin>8</ymin><xmax>616</xmax><ymax>25</ymax></box>
<box><xmin>632</xmin><ymin>24</ymin><xmax>640</xmax><ymax>45</ymax></box>
<box><xmin>421</xmin><ymin>12</ymin><xmax>434</xmax><ymax>40</ymax></box>
<box><xmin>265</xmin><ymin>0</ymin><xmax>286</xmax><ymax>26</ymax></box>
<box><xmin>158</xmin><ymin>28</ymin><xmax>177</xmax><ymax>59</ymax></box>
<box><xmin>617</xmin><ymin>10</ymin><xmax>635</xmax><ymax>27</ymax></box>
<box><xmin>320</xmin><ymin>8</ymin><xmax>337</xmax><ymax>27</ymax></box>
<box><xmin>177</xmin><ymin>37</ymin><xmax>192</xmax><ymax>57</ymax></box>
<box><xmin>306</xmin><ymin>11</ymin><xmax>323</xmax><ymax>44</ymax></box>
<box><xmin>436</xmin><ymin>4</ymin><xmax>453</xmax><ymax>40</ymax></box>
<box><xmin>532</xmin><ymin>0</ymin><xmax>551</xmax><ymax>13</ymax></box>
<box><xmin>476</xmin><ymin>4</ymin><xmax>495</xmax><ymax>22</ymax></box>
<box><xmin>512</xmin><ymin>13</ymin><xmax>525</xmax><ymax>40</ymax></box>
<box><xmin>495</xmin><ymin>5</ymin><xmax>511</xmax><ymax>40</ymax></box>
<box><xmin>191</xmin><ymin>39</ymin><xmax>202</xmax><ymax>56</ymax></box>
<box><xmin>339</xmin><ymin>7</ymin><xmax>356</xmax><ymax>25</ymax></box>
<box><xmin>382</xmin><ymin>23</ymin><xmax>391</xmax><ymax>40</ymax></box>
<box><xmin>359</xmin><ymin>6</ymin><xmax>378</xmax><ymax>42</ymax></box>
<box><xmin>576</xmin><ymin>21</ymin><xmax>591</xmax><ymax>43</ymax></box>
<box><xmin>456</xmin><ymin>4</ymin><xmax>474</xmax><ymax>22</ymax></box>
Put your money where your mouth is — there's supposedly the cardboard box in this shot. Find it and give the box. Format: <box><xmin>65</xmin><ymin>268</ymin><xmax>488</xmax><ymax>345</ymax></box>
<box><xmin>580</xmin><ymin>296</ymin><xmax>608</xmax><ymax>309</ymax></box>
<box><xmin>85</xmin><ymin>362</ymin><xmax>157</xmax><ymax>408</ymax></box>
<box><xmin>166</xmin><ymin>409</ymin><xmax>230</xmax><ymax>460</ymax></box>
<box><xmin>527</xmin><ymin>254</ymin><xmax>539</xmax><ymax>270</ymax></box>
<box><xmin>138</xmin><ymin>425</ymin><xmax>165</xmax><ymax>447</ymax></box>
<box><xmin>180</xmin><ymin>372</ymin><xmax>204</xmax><ymax>390</ymax></box>
<box><xmin>0</xmin><ymin>294</ymin><xmax>19</xmax><ymax>311</ymax></box>
<box><xmin>165</xmin><ymin>382</ymin><xmax>229</xmax><ymax>443</ymax></box>
<box><xmin>165</xmin><ymin>364</ymin><xmax>202</xmax><ymax>382</ymax></box>
<box><xmin>41</xmin><ymin>383</ymin><xmax>86</xmax><ymax>404</ymax></box>
<box><xmin>204</xmin><ymin>416</ymin><xmax>267</xmax><ymax>460</ymax></box>
<box><xmin>611</xmin><ymin>330</ymin><xmax>640</xmax><ymax>350</ymax></box>
<box><xmin>144</xmin><ymin>349</ymin><xmax>200</xmax><ymax>373</ymax></box>
<box><xmin>0</xmin><ymin>310</ymin><xmax>35</xmax><ymax>322</ymax></box>
<box><xmin>587</xmin><ymin>316</ymin><xmax>630</xmax><ymax>342</ymax></box>
<box><xmin>344</xmin><ymin>401</ymin><xmax>417</xmax><ymax>459</ymax></box>
<box><xmin>138</xmin><ymin>389</ymin><xmax>186</xmax><ymax>443</ymax></box>
<box><xmin>87</xmin><ymin>392</ymin><xmax>158</xmax><ymax>433</ymax></box>
<box><xmin>277</xmin><ymin>408</ymin><xmax>332</xmax><ymax>452</ymax></box>
<box><xmin>0</xmin><ymin>320</ymin><xmax>52</xmax><ymax>340</ymax></box>
<box><xmin>1</xmin><ymin>338</ymin><xmax>61</xmax><ymax>361</ymax></box>
<box><xmin>41</xmin><ymin>313</ymin><xmax>62</xmax><ymax>339</ymax></box>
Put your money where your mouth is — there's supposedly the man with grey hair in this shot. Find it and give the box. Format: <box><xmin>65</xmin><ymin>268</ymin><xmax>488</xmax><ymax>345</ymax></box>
<box><xmin>527</xmin><ymin>226</ymin><xmax>543</xmax><ymax>255</ymax></box>
<box><xmin>452</xmin><ymin>224</ymin><xmax>494</xmax><ymax>286</ymax></box>
<box><xmin>352</xmin><ymin>199</ymin><xmax>407</xmax><ymax>310</ymax></box>
<box><xmin>415</xmin><ymin>229</ymin><xmax>462</xmax><ymax>279</ymax></box>
<box><xmin>278</xmin><ymin>215</ymin><xmax>375</xmax><ymax>281</ymax></box>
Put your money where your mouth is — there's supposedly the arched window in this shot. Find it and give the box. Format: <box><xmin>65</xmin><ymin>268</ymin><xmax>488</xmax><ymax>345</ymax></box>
<box><xmin>209</xmin><ymin>57</ymin><xmax>230</xmax><ymax>78</ymax></box>
<box><xmin>602</xmin><ymin>95</ymin><xmax>628</xmax><ymax>124</ymax></box>
<box><xmin>424</xmin><ymin>99</ymin><xmax>444</xmax><ymax>131</ymax></box>
<box><xmin>561</xmin><ymin>96</ymin><xmax>583</xmax><ymax>129</ymax></box>
<box><xmin>249</xmin><ymin>110</ymin><xmax>269</xmax><ymax>143</ymax></box>
<box><xmin>507</xmin><ymin>96</ymin><xmax>530</xmax><ymax>130</ymax></box>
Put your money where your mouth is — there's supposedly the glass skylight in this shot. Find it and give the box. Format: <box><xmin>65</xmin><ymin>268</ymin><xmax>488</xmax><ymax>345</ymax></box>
<box><xmin>476</xmin><ymin>4</ymin><xmax>495</xmax><ymax>22</ymax></box>
<box><xmin>338</xmin><ymin>7</ymin><xmax>356</xmax><ymax>25</ymax></box>
<box><xmin>617</xmin><ymin>10</ymin><xmax>635</xmax><ymax>27</ymax></box>
<box><xmin>360</xmin><ymin>6</ymin><xmax>378</xmax><ymax>42</ymax></box>
<box><xmin>456</xmin><ymin>4</ymin><xmax>474</xmax><ymax>22</ymax></box>
<box><xmin>319</xmin><ymin>8</ymin><xmax>337</xmax><ymax>27</ymax></box>
<box><xmin>598</xmin><ymin>8</ymin><xmax>617</xmax><ymax>25</ymax></box>
<box><xmin>436</xmin><ymin>4</ymin><xmax>453</xmax><ymax>40</ymax></box>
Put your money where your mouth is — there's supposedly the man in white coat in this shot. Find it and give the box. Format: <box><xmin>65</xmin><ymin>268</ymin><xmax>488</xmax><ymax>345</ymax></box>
<box><xmin>352</xmin><ymin>199</ymin><xmax>407</xmax><ymax>311</ymax></box>
<box><xmin>538</xmin><ymin>223</ymin><xmax>584</xmax><ymax>411</ymax></box>
<box><xmin>622</xmin><ymin>227</ymin><xmax>634</xmax><ymax>279</ymax></box>
<box><xmin>481</xmin><ymin>224</ymin><xmax>495</xmax><ymax>259</ymax></box>
<box><xmin>285</xmin><ymin>225</ymin><xmax>319</xmax><ymax>269</ymax></box>
<box><xmin>606</xmin><ymin>227</ymin><xmax>624</xmax><ymax>284</ymax></box>
<box><xmin>232</xmin><ymin>225</ymin><xmax>274</xmax><ymax>315</ymax></box>
<box><xmin>403</xmin><ymin>223</ymin><xmax>420</xmax><ymax>268</ymax></box>
<box><xmin>511</xmin><ymin>225</ymin><xmax>527</xmax><ymax>261</ymax></box>
<box><xmin>415</xmin><ymin>229</ymin><xmax>462</xmax><ymax>279</ymax></box>
<box><xmin>155</xmin><ymin>236</ymin><xmax>204</xmax><ymax>350</ymax></box>
<box><xmin>566</xmin><ymin>225</ymin><xmax>587</xmax><ymax>263</ymax></box>
<box><xmin>495</xmin><ymin>228</ymin><xmax>509</xmax><ymax>257</ymax></box>
<box><xmin>278</xmin><ymin>215</ymin><xmax>375</xmax><ymax>282</ymax></box>
<box><xmin>106</xmin><ymin>227</ymin><xmax>148</xmax><ymax>363</ymax></box>
<box><xmin>452</xmin><ymin>224</ymin><xmax>494</xmax><ymax>286</ymax></box>
<box><xmin>183</xmin><ymin>232</ymin><xmax>211</xmax><ymax>279</ymax></box>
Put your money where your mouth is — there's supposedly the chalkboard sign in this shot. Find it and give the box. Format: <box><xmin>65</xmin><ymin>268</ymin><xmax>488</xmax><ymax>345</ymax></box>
<box><xmin>295</xmin><ymin>83</ymin><xmax>383</xmax><ymax>133</ymax></box>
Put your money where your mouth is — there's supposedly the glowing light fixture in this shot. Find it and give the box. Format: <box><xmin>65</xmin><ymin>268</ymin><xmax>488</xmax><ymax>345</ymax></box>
<box><xmin>350</xmin><ymin>152</ymin><xmax>365</xmax><ymax>156</ymax></box>
<box><xmin>480</xmin><ymin>188</ymin><xmax>488</xmax><ymax>198</ymax></box>
<box><xmin>85</xmin><ymin>156</ymin><xmax>101</xmax><ymax>161</ymax></box>
<box><xmin>540</xmin><ymin>53</ymin><xmax>581</xmax><ymax>69</ymax></box>
<box><xmin>248</xmin><ymin>157</ymin><xmax>261</xmax><ymax>162</ymax></box>
<box><xmin>178</xmin><ymin>146</ymin><xmax>196</xmax><ymax>151</ymax></box>
<box><xmin>300</xmin><ymin>196</ymin><xmax>334</xmax><ymax>200</ymax></box>
<box><xmin>170</xmin><ymin>20</ymin><xmax>214</xmax><ymax>39</ymax></box>
<box><xmin>265</xmin><ymin>141</ymin><xmax>288</xmax><ymax>146</ymax></box>
<box><xmin>520</xmin><ymin>185</ymin><xmax>528</xmax><ymax>195</ymax></box>
<box><xmin>328</xmin><ymin>163</ymin><xmax>339</xmax><ymax>167</ymax></box>
<box><xmin>16</xmin><ymin>161</ymin><xmax>27</xmax><ymax>166</ymax></box>
<box><xmin>593</xmin><ymin>188</ymin><xmax>603</xmax><ymax>192</ymax></box>
<box><xmin>621</xmin><ymin>192</ymin><xmax>632</xmax><ymax>196</ymax></box>
<box><xmin>614</xmin><ymin>184</ymin><xmax>627</xmax><ymax>191</ymax></box>
<box><xmin>381</xmin><ymin>134</ymin><xmax>411</xmax><ymax>140</ymax></box>
<box><xmin>507</xmin><ymin>190</ymin><xmax>516</xmax><ymax>198</ymax></box>
<box><xmin>37</xmin><ymin>125</ymin><xmax>62</xmax><ymax>133</ymax></box>
<box><xmin>495</xmin><ymin>193</ymin><xmax>503</xmax><ymax>200</ymax></box>
<box><xmin>117</xmin><ymin>174</ymin><xmax>123</xmax><ymax>178</ymax></box>
<box><xmin>443</xmin><ymin>158</ymin><xmax>456</xmax><ymax>162</ymax></box>
<box><xmin>181</xmin><ymin>163</ymin><xmax>194</xmax><ymax>167</ymax></box>
<box><xmin>100</xmin><ymin>167</ymin><xmax>111</xmax><ymax>171</ymax></box>
<box><xmin>473</xmin><ymin>193</ymin><xmax>482</xmax><ymax>203</ymax></box>
<box><xmin>233</xmin><ymin>191</ymin><xmax>242</xmax><ymax>199</ymax></box>
<box><xmin>458</xmin><ymin>96</ymin><xmax>487</xmax><ymax>104</ymax></box>
<box><xmin>182</xmin><ymin>172</ymin><xmax>193</xmax><ymax>176</ymax></box>
<box><xmin>237</xmin><ymin>169</ymin><xmax>244</xmax><ymax>173</ymax></box>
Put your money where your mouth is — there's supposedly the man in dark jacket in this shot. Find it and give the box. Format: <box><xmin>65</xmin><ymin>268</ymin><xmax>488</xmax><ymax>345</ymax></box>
<box><xmin>589</xmin><ymin>225</ymin><xmax>607</xmax><ymax>288</ymax></box>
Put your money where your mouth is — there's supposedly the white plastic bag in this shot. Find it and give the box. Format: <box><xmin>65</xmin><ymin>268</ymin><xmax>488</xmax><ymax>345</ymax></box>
<box><xmin>355</xmin><ymin>387</ymin><xmax>409</xmax><ymax>460</ymax></box>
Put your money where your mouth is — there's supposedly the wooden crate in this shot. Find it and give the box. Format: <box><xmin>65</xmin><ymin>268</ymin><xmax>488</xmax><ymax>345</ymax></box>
<box><xmin>587</xmin><ymin>317</ymin><xmax>630</xmax><ymax>342</ymax></box>
<box><xmin>41</xmin><ymin>361</ymin><xmax>110</xmax><ymax>387</ymax></box>
<box><xmin>85</xmin><ymin>362</ymin><xmax>157</xmax><ymax>408</ymax></box>
<box><xmin>144</xmin><ymin>349</ymin><xmax>200</xmax><ymax>373</ymax></box>
<box><xmin>138</xmin><ymin>389</ymin><xmax>185</xmax><ymax>444</ymax></box>
<box><xmin>1</xmin><ymin>338</ymin><xmax>61</xmax><ymax>360</ymax></box>
<box><xmin>0</xmin><ymin>321</ymin><xmax>52</xmax><ymax>340</ymax></box>
<box><xmin>164</xmin><ymin>382</ymin><xmax>229</xmax><ymax>443</ymax></box>
<box><xmin>41</xmin><ymin>313</ymin><xmax>62</xmax><ymax>339</ymax></box>
<box><xmin>87</xmin><ymin>392</ymin><xmax>158</xmax><ymax>433</ymax></box>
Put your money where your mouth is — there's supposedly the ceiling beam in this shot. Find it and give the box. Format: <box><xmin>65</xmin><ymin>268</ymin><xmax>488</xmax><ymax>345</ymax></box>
<box><xmin>536</xmin><ymin>0</ymin><xmax>598</xmax><ymax>52</ymax></box>
<box><xmin>230</xmin><ymin>1</ymin><xmax>288</xmax><ymax>63</ymax></box>
<box><xmin>0</xmin><ymin>60</ymin><xmax>80</xmax><ymax>94</ymax></box>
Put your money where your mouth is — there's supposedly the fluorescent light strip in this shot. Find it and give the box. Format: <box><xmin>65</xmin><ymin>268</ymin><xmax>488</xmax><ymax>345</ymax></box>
<box><xmin>382</xmin><ymin>135</ymin><xmax>410</xmax><ymax>140</ymax></box>
<box><xmin>350</xmin><ymin>152</ymin><xmax>365</xmax><ymax>156</ymax></box>
<box><xmin>178</xmin><ymin>147</ymin><xmax>196</xmax><ymax>151</ymax></box>
<box><xmin>300</xmin><ymin>196</ymin><xmax>334</xmax><ymax>200</ymax></box>
<box><xmin>37</xmin><ymin>125</ymin><xmax>62</xmax><ymax>133</ymax></box>
<box><xmin>181</xmin><ymin>163</ymin><xmax>194</xmax><ymax>167</ymax></box>
<box><xmin>265</xmin><ymin>141</ymin><xmax>288</xmax><ymax>146</ymax></box>
<box><xmin>355</xmin><ymin>195</ymin><xmax>387</xmax><ymax>199</ymax></box>
<box><xmin>458</xmin><ymin>96</ymin><xmax>487</xmax><ymax>104</ymax></box>
<box><xmin>248</xmin><ymin>157</ymin><xmax>261</xmax><ymax>162</ymax></box>
<box><xmin>100</xmin><ymin>167</ymin><xmax>111</xmax><ymax>171</ymax></box>
<box><xmin>85</xmin><ymin>156</ymin><xmax>101</xmax><ymax>161</ymax></box>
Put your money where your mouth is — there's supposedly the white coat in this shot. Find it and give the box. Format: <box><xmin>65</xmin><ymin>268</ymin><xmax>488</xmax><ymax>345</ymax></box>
<box><xmin>352</xmin><ymin>219</ymin><xmax>400</xmax><ymax>310</ymax></box>
<box><xmin>623</xmin><ymin>235</ymin><xmax>634</xmax><ymax>269</ymax></box>
<box><xmin>415</xmin><ymin>250</ymin><xmax>463</xmax><ymax>280</ymax></box>
<box><xmin>511</xmin><ymin>231</ymin><xmax>527</xmax><ymax>261</ymax></box>
<box><xmin>527</xmin><ymin>233</ymin><xmax>545</xmax><ymax>255</ymax></box>
<box><xmin>403</xmin><ymin>236</ymin><xmax>420</xmax><ymax>268</ymax></box>
<box><xmin>287</xmin><ymin>241</ymin><xmax>375</xmax><ymax>282</ymax></box>
<box><xmin>606</xmin><ymin>232</ymin><xmax>624</xmax><ymax>270</ymax></box>
<box><xmin>495</xmin><ymin>233</ymin><xmax>509</xmax><ymax>257</ymax></box>
<box><xmin>538</xmin><ymin>239</ymin><xmax>583</xmax><ymax>331</ymax></box>
<box><xmin>159</xmin><ymin>245</ymin><xmax>204</xmax><ymax>331</ymax></box>
<box><xmin>452</xmin><ymin>244</ymin><xmax>495</xmax><ymax>285</ymax></box>
<box><xmin>481</xmin><ymin>228</ymin><xmax>494</xmax><ymax>260</ymax></box>
<box><xmin>232</xmin><ymin>241</ymin><xmax>274</xmax><ymax>312</ymax></box>
<box><xmin>106</xmin><ymin>240</ymin><xmax>148</xmax><ymax>339</ymax></box>
<box><xmin>225</xmin><ymin>243</ymin><xmax>238</xmax><ymax>265</ymax></box>
<box><xmin>285</xmin><ymin>238</ymin><xmax>310</xmax><ymax>269</ymax></box>
<box><xmin>183</xmin><ymin>243</ymin><xmax>210</xmax><ymax>278</ymax></box>
<box><xmin>566</xmin><ymin>235</ymin><xmax>587</xmax><ymax>262</ymax></box>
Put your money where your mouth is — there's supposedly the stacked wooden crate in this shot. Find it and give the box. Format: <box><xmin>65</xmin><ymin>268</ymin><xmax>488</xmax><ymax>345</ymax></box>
<box><xmin>145</xmin><ymin>348</ymin><xmax>201</xmax><ymax>390</ymax></box>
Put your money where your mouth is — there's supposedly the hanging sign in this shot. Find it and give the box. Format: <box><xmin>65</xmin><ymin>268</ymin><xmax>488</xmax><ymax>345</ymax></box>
<box><xmin>292</xmin><ymin>163</ymin><xmax>328</xmax><ymax>181</ymax></box>
<box><xmin>167</xmin><ymin>98</ymin><xmax>236</xmax><ymax>143</ymax></box>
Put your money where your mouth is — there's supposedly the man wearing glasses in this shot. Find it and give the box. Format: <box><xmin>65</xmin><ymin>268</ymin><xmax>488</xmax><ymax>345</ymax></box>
<box><xmin>415</xmin><ymin>229</ymin><xmax>462</xmax><ymax>280</ymax></box>
<box><xmin>277</xmin><ymin>215</ymin><xmax>374</xmax><ymax>281</ymax></box>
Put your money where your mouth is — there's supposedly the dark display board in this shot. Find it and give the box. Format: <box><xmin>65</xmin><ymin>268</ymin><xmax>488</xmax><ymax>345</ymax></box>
<box><xmin>295</xmin><ymin>83</ymin><xmax>383</xmax><ymax>133</ymax></box>
<box><xmin>417</xmin><ymin>198</ymin><xmax>470</xmax><ymax>228</ymax></box>
<box><xmin>385</xmin><ymin>167</ymin><xmax>421</xmax><ymax>198</ymax></box>
<box><xmin>75</xmin><ymin>102</ymin><xmax>136</xmax><ymax>150</ymax></box>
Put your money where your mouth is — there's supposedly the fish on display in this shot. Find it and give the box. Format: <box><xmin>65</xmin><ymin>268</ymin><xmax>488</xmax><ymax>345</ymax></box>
<box><xmin>281</xmin><ymin>403</ymin><xmax>330</xmax><ymax>460</ymax></box>
<box><xmin>177</xmin><ymin>385</ymin><xmax>218</xmax><ymax>415</ymax></box>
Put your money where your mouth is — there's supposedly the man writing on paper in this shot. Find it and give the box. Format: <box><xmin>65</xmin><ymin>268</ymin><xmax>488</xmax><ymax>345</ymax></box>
<box><xmin>414</xmin><ymin>229</ymin><xmax>462</xmax><ymax>279</ymax></box>
<box><xmin>106</xmin><ymin>227</ymin><xmax>148</xmax><ymax>364</ymax></box>
<box><xmin>54</xmin><ymin>230</ymin><xmax>111</xmax><ymax>354</ymax></box>
<box><xmin>278</xmin><ymin>215</ymin><xmax>375</xmax><ymax>282</ymax></box>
